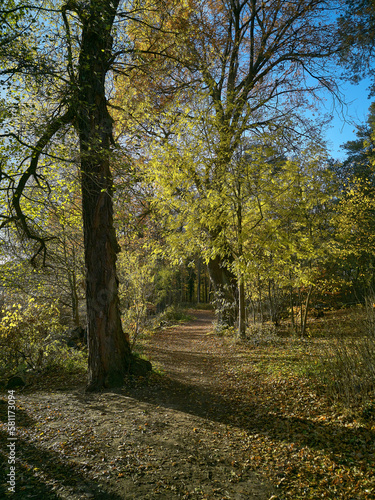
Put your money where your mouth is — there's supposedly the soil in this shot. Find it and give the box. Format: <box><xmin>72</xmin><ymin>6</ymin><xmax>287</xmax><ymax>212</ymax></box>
<box><xmin>0</xmin><ymin>310</ymin><xmax>280</xmax><ymax>499</ymax></box>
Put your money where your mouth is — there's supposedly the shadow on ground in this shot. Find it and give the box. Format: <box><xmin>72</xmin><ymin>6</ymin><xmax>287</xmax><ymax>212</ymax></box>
<box><xmin>0</xmin><ymin>402</ymin><xmax>124</xmax><ymax>499</ymax></box>
<box><xmin>120</xmin><ymin>370</ymin><xmax>374</xmax><ymax>466</ymax></box>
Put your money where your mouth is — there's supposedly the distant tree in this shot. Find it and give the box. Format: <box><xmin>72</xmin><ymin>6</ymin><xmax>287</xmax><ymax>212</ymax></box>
<box><xmin>337</xmin><ymin>101</ymin><xmax>375</xmax><ymax>186</ymax></box>
<box><xmin>334</xmin><ymin>101</ymin><xmax>375</xmax><ymax>301</ymax></box>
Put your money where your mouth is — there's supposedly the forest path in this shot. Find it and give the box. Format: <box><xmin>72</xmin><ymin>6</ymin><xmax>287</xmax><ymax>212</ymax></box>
<box><xmin>147</xmin><ymin>309</ymin><xmax>227</xmax><ymax>390</ymax></box>
<box><xmin>128</xmin><ymin>309</ymin><xmax>253</xmax><ymax>423</ymax></box>
<box><xmin>2</xmin><ymin>310</ymin><xmax>278</xmax><ymax>500</ymax></box>
<box><xmin>3</xmin><ymin>311</ymin><xmax>373</xmax><ymax>499</ymax></box>
<box><xmin>118</xmin><ymin>309</ymin><xmax>281</xmax><ymax>498</ymax></box>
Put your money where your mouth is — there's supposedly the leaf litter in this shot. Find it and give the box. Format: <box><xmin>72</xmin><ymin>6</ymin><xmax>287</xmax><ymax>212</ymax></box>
<box><xmin>0</xmin><ymin>309</ymin><xmax>374</xmax><ymax>499</ymax></box>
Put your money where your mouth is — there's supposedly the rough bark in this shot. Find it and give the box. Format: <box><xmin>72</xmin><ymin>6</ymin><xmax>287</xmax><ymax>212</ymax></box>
<box><xmin>75</xmin><ymin>0</ymin><xmax>145</xmax><ymax>391</ymax></box>
<box><xmin>207</xmin><ymin>256</ymin><xmax>237</xmax><ymax>328</ymax></box>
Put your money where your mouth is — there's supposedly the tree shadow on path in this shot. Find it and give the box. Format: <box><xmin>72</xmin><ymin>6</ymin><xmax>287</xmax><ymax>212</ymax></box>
<box><xmin>123</xmin><ymin>310</ymin><xmax>375</xmax><ymax>468</ymax></box>
<box><xmin>0</xmin><ymin>400</ymin><xmax>126</xmax><ymax>499</ymax></box>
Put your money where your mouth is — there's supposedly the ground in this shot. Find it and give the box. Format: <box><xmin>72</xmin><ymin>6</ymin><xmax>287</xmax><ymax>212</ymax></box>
<box><xmin>0</xmin><ymin>310</ymin><xmax>374</xmax><ymax>499</ymax></box>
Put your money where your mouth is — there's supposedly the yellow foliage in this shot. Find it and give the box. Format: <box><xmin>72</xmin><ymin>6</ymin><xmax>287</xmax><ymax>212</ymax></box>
<box><xmin>0</xmin><ymin>298</ymin><xmax>64</xmax><ymax>373</ymax></box>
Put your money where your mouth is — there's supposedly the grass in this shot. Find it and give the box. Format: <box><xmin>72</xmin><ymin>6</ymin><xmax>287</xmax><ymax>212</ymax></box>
<box><xmin>237</xmin><ymin>307</ymin><xmax>375</xmax><ymax>420</ymax></box>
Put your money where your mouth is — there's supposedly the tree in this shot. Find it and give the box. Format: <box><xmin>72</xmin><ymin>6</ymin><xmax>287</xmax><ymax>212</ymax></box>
<box><xmin>118</xmin><ymin>0</ymin><xmax>344</xmax><ymax>329</ymax></box>
<box><xmin>335</xmin><ymin>178</ymin><xmax>375</xmax><ymax>298</ymax></box>
<box><xmin>338</xmin><ymin>101</ymin><xmax>375</xmax><ymax>186</ymax></box>
<box><xmin>338</xmin><ymin>0</ymin><xmax>375</xmax><ymax>89</ymax></box>
<box><xmin>0</xmin><ymin>166</ymin><xmax>85</xmax><ymax>327</ymax></box>
<box><xmin>333</xmin><ymin>101</ymin><xmax>375</xmax><ymax>302</ymax></box>
<box><xmin>0</xmin><ymin>0</ymin><xmax>157</xmax><ymax>390</ymax></box>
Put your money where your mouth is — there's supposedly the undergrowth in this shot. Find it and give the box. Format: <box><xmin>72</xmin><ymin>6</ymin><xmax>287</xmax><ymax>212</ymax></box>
<box><xmin>244</xmin><ymin>309</ymin><xmax>375</xmax><ymax>418</ymax></box>
<box><xmin>312</xmin><ymin>336</ymin><xmax>375</xmax><ymax>415</ymax></box>
<box><xmin>154</xmin><ymin>305</ymin><xmax>194</xmax><ymax>327</ymax></box>
<box><xmin>0</xmin><ymin>297</ymin><xmax>87</xmax><ymax>387</ymax></box>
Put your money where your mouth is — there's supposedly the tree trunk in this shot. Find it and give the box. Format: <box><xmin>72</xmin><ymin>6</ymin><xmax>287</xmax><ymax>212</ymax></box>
<box><xmin>301</xmin><ymin>285</ymin><xmax>313</xmax><ymax>338</ymax></box>
<box><xmin>257</xmin><ymin>272</ymin><xmax>264</xmax><ymax>323</ymax></box>
<box><xmin>69</xmin><ymin>267</ymin><xmax>80</xmax><ymax>328</ymax></box>
<box><xmin>238</xmin><ymin>277</ymin><xmax>246</xmax><ymax>338</ymax></box>
<box><xmin>63</xmin><ymin>234</ymin><xmax>81</xmax><ymax>327</ymax></box>
<box><xmin>196</xmin><ymin>258</ymin><xmax>201</xmax><ymax>303</ymax></box>
<box><xmin>268</xmin><ymin>279</ymin><xmax>280</xmax><ymax>326</ymax></box>
<box><xmin>207</xmin><ymin>255</ymin><xmax>237</xmax><ymax>327</ymax></box>
<box><xmin>289</xmin><ymin>285</ymin><xmax>296</xmax><ymax>334</ymax></box>
<box><xmin>249</xmin><ymin>296</ymin><xmax>256</xmax><ymax>324</ymax></box>
<box><xmin>268</xmin><ymin>279</ymin><xmax>274</xmax><ymax>324</ymax></box>
<box><xmin>76</xmin><ymin>1</ymin><xmax>142</xmax><ymax>390</ymax></box>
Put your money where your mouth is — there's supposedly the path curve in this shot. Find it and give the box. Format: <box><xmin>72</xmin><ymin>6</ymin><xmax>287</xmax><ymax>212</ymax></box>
<box><xmin>146</xmin><ymin>310</ymin><xmax>226</xmax><ymax>387</ymax></box>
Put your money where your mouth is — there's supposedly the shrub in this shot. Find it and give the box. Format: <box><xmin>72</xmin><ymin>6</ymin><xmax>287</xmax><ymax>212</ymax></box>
<box><xmin>122</xmin><ymin>304</ymin><xmax>148</xmax><ymax>350</ymax></box>
<box><xmin>311</xmin><ymin>302</ymin><xmax>375</xmax><ymax>409</ymax></box>
<box><xmin>212</xmin><ymin>322</ymin><xmax>235</xmax><ymax>336</ymax></box>
<box><xmin>0</xmin><ymin>298</ymin><xmax>68</xmax><ymax>377</ymax></box>
<box><xmin>316</xmin><ymin>336</ymin><xmax>375</xmax><ymax>407</ymax></box>
<box><xmin>156</xmin><ymin>305</ymin><xmax>193</xmax><ymax>327</ymax></box>
<box><xmin>245</xmin><ymin>322</ymin><xmax>278</xmax><ymax>345</ymax></box>
<box><xmin>118</xmin><ymin>251</ymin><xmax>155</xmax><ymax>349</ymax></box>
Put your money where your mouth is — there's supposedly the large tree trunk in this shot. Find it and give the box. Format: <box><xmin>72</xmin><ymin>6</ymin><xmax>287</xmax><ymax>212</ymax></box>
<box><xmin>81</xmin><ymin>162</ymin><xmax>132</xmax><ymax>390</ymax></box>
<box><xmin>207</xmin><ymin>255</ymin><xmax>237</xmax><ymax>327</ymax></box>
<box><xmin>76</xmin><ymin>0</ymin><xmax>145</xmax><ymax>391</ymax></box>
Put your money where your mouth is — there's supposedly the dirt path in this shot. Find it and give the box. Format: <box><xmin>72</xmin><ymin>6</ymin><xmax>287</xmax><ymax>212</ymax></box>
<box><xmin>0</xmin><ymin>311</ymin><xmax>279</xmax><ymax>500</ymax></box>
<box><xmin>3</xmin><ymin>310</ymin><xmax>375</xmax><ymax>498</ymax></box>
<box><xmin>147</xmin><ymin>310</ymin><xmax>221</xmax><ymax>384</ymax></box>
<box><xmin>134</xmin><ymin>310</ymin><xmax>235</xmax><ymax>419</ymax></box>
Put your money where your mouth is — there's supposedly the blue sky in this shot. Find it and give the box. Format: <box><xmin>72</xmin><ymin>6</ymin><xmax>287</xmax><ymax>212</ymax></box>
<box><xmin>324</xmin><ymin>78</ymin><xmax>374</xmax><ymax>160</ymax></box>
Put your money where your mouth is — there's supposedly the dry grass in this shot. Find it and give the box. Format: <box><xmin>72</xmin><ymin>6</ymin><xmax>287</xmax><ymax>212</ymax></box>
<box><xmin>243</xmin><ymin>306</ymin><xmax>375</xmax><ymax>418</ymax></box>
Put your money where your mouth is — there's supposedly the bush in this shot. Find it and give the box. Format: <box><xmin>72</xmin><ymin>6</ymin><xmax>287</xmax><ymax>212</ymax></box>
<box><xmin>245</xmin><ymin>322</ymin><xmax>279</xmax><ymax>345</ymax></box>
<box><xmin>0</xmin><ymin>298</ymin><xmax>86</xmax><ymax>378</ymax></box>
<box><xmin>212</xmin><ymin>322</ymin><xmax>235</xmax><ymax>336</ymax></box>
<box><xmin>118</xmin><ymin>250</ymin><xmax>156</xmax><ymax>349</ymax></box>
<box><xmin>315</xmin><ymin>336</ymin><xmax>375</xmax><ymax>407</ymax></box>
<box><xmin>311</xmin><ymin>302</ymin><xmax>375</xmax><ymax>409</ymax></box>
<box><xmin>122</xmin><ymin>304</ymin><xmax>148</xmax><ymax>350</ymax></box>
<box><xmin>156</xmin><ymin>305</ymin><xmax>194</xmax><ymax>327</ymax></box>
